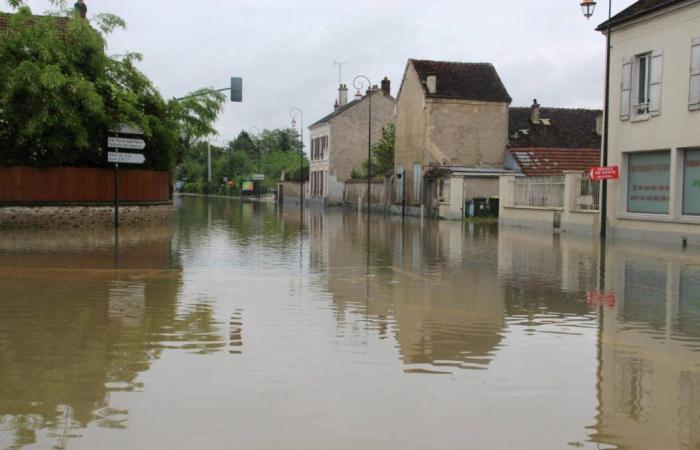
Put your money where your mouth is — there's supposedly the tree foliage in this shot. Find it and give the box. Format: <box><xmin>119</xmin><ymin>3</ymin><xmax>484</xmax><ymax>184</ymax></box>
<box><xmin>177</xmin><ymin>129</ymin><xmax>308</xmax><ymax>195</ymax></box>
<box><xmin>0</xmin><ymin>2</ymin><xmax>225</xmax><ymax>170</ymax></box>
<box><xmin>351</xmin><ymin>123</ymin><xmax>395</xmax><ymax>179</ymax></box>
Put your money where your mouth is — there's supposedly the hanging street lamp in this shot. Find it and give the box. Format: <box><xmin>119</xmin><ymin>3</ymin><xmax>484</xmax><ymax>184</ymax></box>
<box><xmin>581</xmin><ymin>0</ymin><xmax>597</xmax><ymax>20</ymax></box>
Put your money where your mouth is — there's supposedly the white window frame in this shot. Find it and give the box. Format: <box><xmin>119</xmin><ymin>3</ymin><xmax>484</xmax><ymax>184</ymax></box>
<box><xmin>632</xmin><ymin>52</ymin><xmax>652</xmax><ymax>119</ymax></box>
<box><xmin>620</xmin><ymin>149</ymin><xmax>672</xmax><ymax>217</ymax></box>
<box><xmin>690</xmin><ymin>37</ymin><xmax>700</xmax><ymax>111</ymax></box>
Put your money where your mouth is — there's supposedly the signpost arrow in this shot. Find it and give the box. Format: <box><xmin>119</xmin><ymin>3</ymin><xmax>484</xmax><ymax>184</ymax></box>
<box><xmin>108</xmin><ymin>152</ymin><xmax>146</xmax><ymax>164</ymax></box>
<box><xmin>108</xmin><ymin>137</ymin><xmax>146</xmax><ymax>150</ymax></box>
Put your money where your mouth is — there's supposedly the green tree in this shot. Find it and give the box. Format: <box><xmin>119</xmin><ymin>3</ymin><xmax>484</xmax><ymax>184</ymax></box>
<box><xmin>0</xmin><ymin>2</ymin><xmax>225</xmax><ymax>170</ymax></box>
<box><xmin>351</xmin><ymin>123</ymin><xmax>395</xmax><ymax>178</ymax></box>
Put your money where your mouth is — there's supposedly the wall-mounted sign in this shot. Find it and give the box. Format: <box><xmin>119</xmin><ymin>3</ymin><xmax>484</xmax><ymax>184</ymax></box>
<box><xmin>589</xmin><ymin>166</ymin><xmax>619</xmax><ymax>181</ymax></box>
<box><xmin>252</xmin><ymin>174</ymin><xmax>265</xmax><ymax>180</ymax></box>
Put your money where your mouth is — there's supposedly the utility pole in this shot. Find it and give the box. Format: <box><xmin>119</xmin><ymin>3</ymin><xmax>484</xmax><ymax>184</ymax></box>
<box><xmin>207</xmin><ymin>141</ymin><xmax>212</xmax><ymax>194</ymax></box>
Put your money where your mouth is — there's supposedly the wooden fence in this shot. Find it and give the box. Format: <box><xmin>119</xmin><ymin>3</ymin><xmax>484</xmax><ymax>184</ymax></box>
<box><xmin>0</xmin><ymin>166</ymin><xmax>170</xmax><ymax>204</ymax></box>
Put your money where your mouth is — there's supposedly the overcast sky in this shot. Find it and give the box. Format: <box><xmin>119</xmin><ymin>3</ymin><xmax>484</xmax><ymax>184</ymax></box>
<box><xmin>12</xmin><ymin>0</ymin><xmax>637</xmax><ymax>146</ymax></box>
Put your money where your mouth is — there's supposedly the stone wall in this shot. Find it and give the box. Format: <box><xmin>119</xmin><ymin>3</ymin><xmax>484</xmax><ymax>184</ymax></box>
<box><xmin>344</xmin><ymin>179</ymin><xmax>385</xmax><ymax>209</ymax></box>
<box><xmin>0</xmin><ymin>204</ymin><xmax>174</xmax><ymax>229</ymax></box>
<box><xmin>329</xmin><ymin>91</ymin><xmax>395</xmax><ymax>183</ymax></box>
<box><xmin>394</xmin><ymin>62</ymin><xmax>428</xmax><ymax>205</ymax></box>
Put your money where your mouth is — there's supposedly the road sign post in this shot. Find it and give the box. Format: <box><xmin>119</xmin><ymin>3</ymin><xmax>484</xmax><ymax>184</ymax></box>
<box><xmin>108</xmin><ymin>131</ymin><xmax>146</xmax><ymax>229</ymax></box>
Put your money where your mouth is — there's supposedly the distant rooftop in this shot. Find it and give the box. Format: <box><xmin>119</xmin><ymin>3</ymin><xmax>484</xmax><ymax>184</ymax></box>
<box><xmin>409</xmin><ymin>59</ymin><xmax>512</xmax><ymax>103</ymax></box>
<box><xmin>509</xmin><ymin>106</ymin><xmax>602</xmax><ymax>149</ymax></box>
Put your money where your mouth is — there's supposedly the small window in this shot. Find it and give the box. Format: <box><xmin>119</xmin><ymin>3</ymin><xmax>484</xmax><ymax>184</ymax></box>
<box><xmin>683</xmin><ymin>149</ymin><xmax>700</xmax><ymax>215</ymax></box>
<box><xmin>635</xmin><ymin>53</ymin><xmax>651</xmax><ymax>115</ymax></box>
<box><xmin>626</xmin><ymin>151</ymin><xmax>670</xmax><ymax>214</ymax></box>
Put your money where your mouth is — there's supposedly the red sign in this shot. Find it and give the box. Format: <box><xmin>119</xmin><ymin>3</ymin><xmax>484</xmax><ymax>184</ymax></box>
<box><xmin>589</xmin><ymin>166</ymin><xmax>619</xmax><ymax>181</ymax></box>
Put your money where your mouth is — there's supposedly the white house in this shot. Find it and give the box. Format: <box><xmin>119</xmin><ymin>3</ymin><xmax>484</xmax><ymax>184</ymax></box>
<box><xmin>601</xmin><ymin>0</ymin><xmax>700</xmax><ymax>244</ymax></box>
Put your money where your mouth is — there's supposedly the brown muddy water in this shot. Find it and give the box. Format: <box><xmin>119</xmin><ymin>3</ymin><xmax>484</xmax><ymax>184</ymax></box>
<box><xmin>1</xmin><ymin>196</ymin><xmax>700</xmax><ymax>450</ymax></box>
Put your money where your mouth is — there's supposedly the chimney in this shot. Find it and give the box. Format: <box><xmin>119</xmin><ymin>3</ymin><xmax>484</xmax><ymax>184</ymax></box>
<box><xmin>75</xmin><ymin>0</ymin><xmax>87</xmax><ymax>18</ymax></box>
<box><xmin>338</xmin><ymin>84</ymin><xmax>348</xmax><ymax>106</ymax></box>
<box><xmin>531</xmin><ymin>99</ymin><xmax>541</xmax><ymax>124</ymax></box>
<box><xmin>381</xmin><ymin>77</ymin><xmax>391</xmax><ymax>96</ymax></box>
<box><xmin>426</xmin><ymin>74</ymin><xmax>437</xmax><ymax>94</ymax></box>
<box><xmin>354</xmin><ymin>89</ymin><xmax>362</xmax><ymax>101</ymax></box>
<box><xmin>334</xmin><ymin>99</ymin><xmax>340</xmax><ymax>114</ymax></box>
<box><xmin>595</xmin><ymin>114</ymin><xmax>603</xmax><ymax>136</ymax></box>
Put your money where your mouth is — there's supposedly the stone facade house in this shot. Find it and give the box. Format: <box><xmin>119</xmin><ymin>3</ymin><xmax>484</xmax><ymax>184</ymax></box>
<box><xmin>597</xmin><ymin>0</ymin><xmax>700</xmax><ymax>243</ymax></box>
<box><xmin>393</xmin><ymin>59</ymin><xmax>513</xmax><ymax>219</ymax></box>
<box><xmin>507</xmin><ymin>100</ymin><xmax>602</xmax><ymax>176</ymax></box>
<box><xmin>308</xmin><ymin>79</ymin><xmax>395</xmax><ymax>207</ymax></box>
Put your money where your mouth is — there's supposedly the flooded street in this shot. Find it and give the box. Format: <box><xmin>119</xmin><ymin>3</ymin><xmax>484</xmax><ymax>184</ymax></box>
<box><xmin>1</xmin><ymin>196</ymin><xmax>700</xmax><ymax>450</ymax></box>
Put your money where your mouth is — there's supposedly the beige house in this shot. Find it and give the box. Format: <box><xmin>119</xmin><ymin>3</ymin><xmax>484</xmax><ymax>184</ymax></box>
<box><xmin>308</xmin><ymin>79</ymin><xmax>395</xmax><ymax>207</ymax></box>
<box><xmin>393</xmin><ymin>59</ymin><xmax>513</xmax><ymax>219</ymax></box>
<box><xmin>600</xmin><ymin>0</ymin><xmax>700</xmax><ymax>244</ymax></box>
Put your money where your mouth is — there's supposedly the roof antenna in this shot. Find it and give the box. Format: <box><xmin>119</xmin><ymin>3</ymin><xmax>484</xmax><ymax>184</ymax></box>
<box><xmin>333</xmin><ymin>60</ymin><xmax>349</xmax><ymax>86</ymax></box>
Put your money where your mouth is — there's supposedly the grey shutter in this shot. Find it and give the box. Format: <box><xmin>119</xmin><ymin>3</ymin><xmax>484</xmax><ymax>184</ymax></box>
<box><xmin>690</xmin><ymin>37</ymin><xmax>700</xmax><ymax>110</ymax></box>
<box><xmin>620</xmin><ymin>57</ymin><xmax>633</xmax><ymax>120</ymax></box>
<box><xmin>649</xmin><ymin>50</ymin><xmax>663</xmax><ymax>115</ymax></box>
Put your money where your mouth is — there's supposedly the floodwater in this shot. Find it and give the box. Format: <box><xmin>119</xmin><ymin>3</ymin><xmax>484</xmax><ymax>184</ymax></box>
<box><xmin>1</xmin><ymin>197</ymin><xmax>700</xmax><ymax>450</ymax></box>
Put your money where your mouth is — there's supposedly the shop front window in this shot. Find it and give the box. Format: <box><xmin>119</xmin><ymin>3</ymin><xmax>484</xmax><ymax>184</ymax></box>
<box><xmin>626</xmin><ymin>151</ymin><xmax>670</xmax><ymax>214</ymax></box>
<box><xmin>683</xmin><ymin>149</ymin><xmax>700</xmax><ymax>216</ymax></box>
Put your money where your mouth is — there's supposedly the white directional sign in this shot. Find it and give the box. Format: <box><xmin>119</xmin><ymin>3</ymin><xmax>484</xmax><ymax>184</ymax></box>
<box><xmin>252</xmin><ymin>174</ymin><xmax>265</xmax><ymax>180</ymax></box>
<box><xmin>108</xmin><ymin>137</ymin><xmax>146</xmax><ymax>150</ymax></box>
<box><xmin>108</xmin><ymin>152</ymin><xmax>146</xmax><ymax>164</ymax></box>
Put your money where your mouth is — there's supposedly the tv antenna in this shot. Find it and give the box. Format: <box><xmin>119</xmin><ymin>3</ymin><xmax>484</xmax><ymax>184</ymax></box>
<box><xmin>333</xmin><ymin>60</ymin><xmax>349</xmax><ymax>86</ymax></box>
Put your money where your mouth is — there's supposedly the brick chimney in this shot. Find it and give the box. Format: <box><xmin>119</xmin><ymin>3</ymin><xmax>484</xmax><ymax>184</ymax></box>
<box><xmin>334</xmin><ymin>99</ymin><xmax>340</xmax><ymax>114</ymax></box>
<box><xmin>381</xmin><ymin>77</ymin><xmax>391</xmax><ymax>96</ymax></box>
<box><xmin>354</xmin><ymin>89</ymin><xmax>362</xmax><ymax>101</ymax></box>
<box><xmin>338</xmin><ymin>84</ymin><xmax>348</xmax><ymax>106</ymax></box>
<box><xmin>426</xmin><ymin>73</ymin><xmax>437</xmax><ymax>94</ymax></box>
<box><xmin>74</xmin><ymin>0</ymin><xmax>87</xmax><ymax>18</ymax></box>
<box><xmin>530</xmin><ymin>99</ymin><xmax>541</xmax><ymax>124</ymax></box>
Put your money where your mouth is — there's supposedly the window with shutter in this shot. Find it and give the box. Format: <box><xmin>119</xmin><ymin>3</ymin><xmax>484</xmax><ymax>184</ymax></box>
<box><xmin>691</xmin><ymin>37</ymin><xmax>700</xmax><ymax>110</ymax></box>
<box><xmin>648</xmin><ymin>50</ymin><xmax>663</xmax><ymax>115</ymax></box>
<box><xmin>621</xmin><ymin>57</ymin><xmax>633</xmax><ymax>120</ymax></box>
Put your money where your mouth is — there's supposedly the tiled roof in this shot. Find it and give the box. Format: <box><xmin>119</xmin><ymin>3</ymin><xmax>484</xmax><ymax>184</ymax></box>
<box><xmin>410</xmin><ymin>59</ymin><xmax>511</xmax><ymax>103</ymax></box>
<box><xmin>509</xmin><ymin>148</ymin><xmax>601</xmax><ymax>176</ymax></box>
<box><xmin>596</xmin><ymin>0</ymin><xmax>689</xmax><ymax>30</ymax></box>
<box><xmin>509</xmin><ymin>106</ymin><xmax>602</xmax><ymax>149</ymax></box>
<box><xmin>309</xmin><ymin>99</ymin><xmax>360</xmax><ymax>128</ymax></box>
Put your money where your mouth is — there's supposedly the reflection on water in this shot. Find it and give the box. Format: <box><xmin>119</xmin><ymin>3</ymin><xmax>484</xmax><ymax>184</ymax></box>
<box><xmin>0</xmin><ymin>196</ymin><xmax>699</xmax><ymax>449</ymax></box>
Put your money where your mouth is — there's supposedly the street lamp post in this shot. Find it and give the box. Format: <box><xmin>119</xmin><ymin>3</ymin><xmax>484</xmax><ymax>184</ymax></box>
<box><xmin>289</xmin><ymin>108</ymin><xmax>304</xmax><ymax>217</ymax></box>
<box><xmin>353</xmin><ymin>75</ymin><xmax>373</xmax><ymax>214</ymax></box>
<box><xmin>581</xmin><ymin>0</ymin><xmax>612</xmax><ymax>238</ymax></box>
<box><xmin>250</xmin><ymin>127</ymin><xmax>261</xmax><ymax>200</ymax></box>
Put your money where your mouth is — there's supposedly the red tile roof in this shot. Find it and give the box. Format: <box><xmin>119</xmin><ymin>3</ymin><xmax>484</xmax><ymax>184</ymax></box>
<box><xmin>509</xmin><ymin>148</ymin><xmax>601</xmax><ymax>176</ymax></box>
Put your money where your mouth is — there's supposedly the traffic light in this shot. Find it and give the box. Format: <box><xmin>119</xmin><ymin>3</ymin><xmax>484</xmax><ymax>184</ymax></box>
<box><xmin>231</xmin><ymin>77</ymin><xmax>242</xmax><ymax>102</ymax></box>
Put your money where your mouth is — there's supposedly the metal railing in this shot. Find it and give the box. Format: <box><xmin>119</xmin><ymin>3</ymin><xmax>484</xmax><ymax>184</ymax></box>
<box><xmin>576</xmin><ymin>173</ymin><xmax>600</xmax><ymax>211</ymax></box>
<box><xmin>513</xmin><ymin>175</ymin><xmax>565</xmax><ymax>208</ymax></box>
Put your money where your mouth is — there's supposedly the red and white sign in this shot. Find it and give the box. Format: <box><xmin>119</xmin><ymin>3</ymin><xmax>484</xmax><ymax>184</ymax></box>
<box><xmin>589</xmin><ymin>166</ymin><xmax>619</xmax><ymax>181</ymax></box>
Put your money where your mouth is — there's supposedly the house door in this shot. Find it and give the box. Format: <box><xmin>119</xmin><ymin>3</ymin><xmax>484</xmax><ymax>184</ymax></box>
<box><xmin>424</xmin><ymin>178</ymin><xmax>436</xmax><ymax>218</ymax></box>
